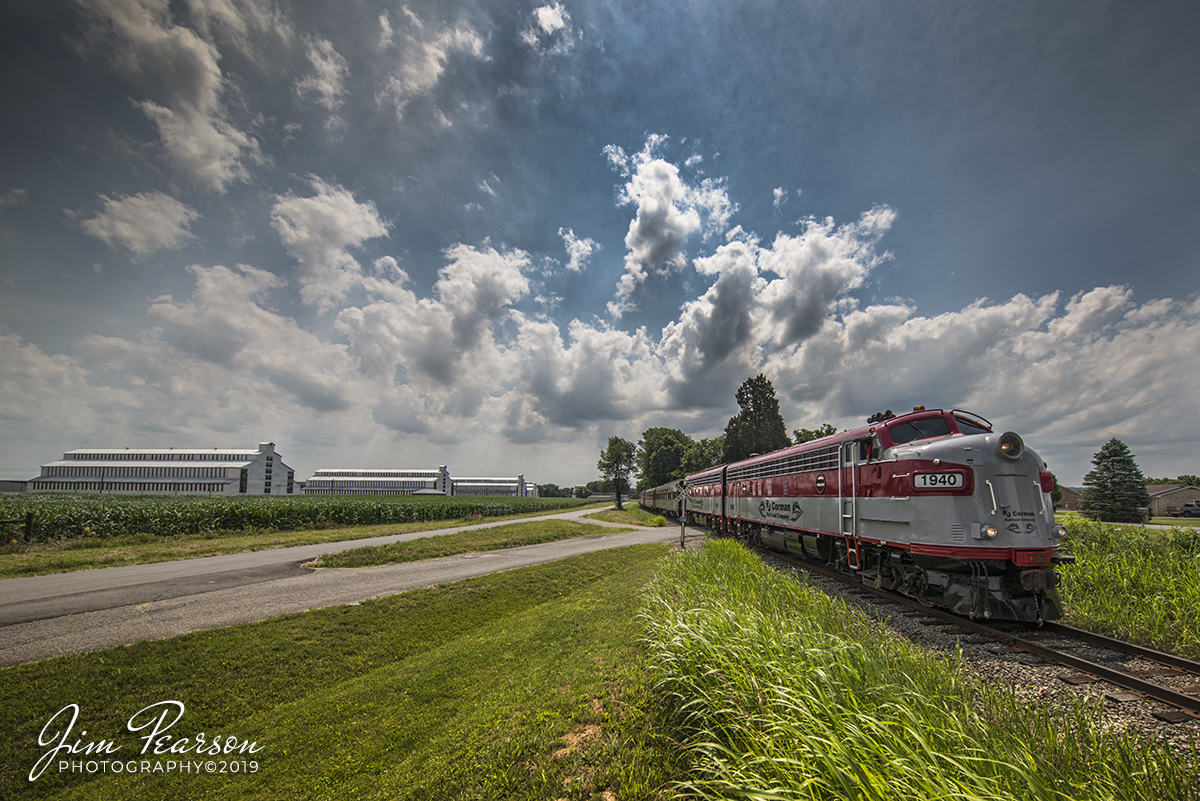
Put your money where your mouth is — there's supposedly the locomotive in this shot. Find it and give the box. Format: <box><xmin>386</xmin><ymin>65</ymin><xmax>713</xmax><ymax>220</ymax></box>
<box><xmin>641</xmin><ymin>407</ymin><xmax>1068</xmax><ymax>622</ymax></box>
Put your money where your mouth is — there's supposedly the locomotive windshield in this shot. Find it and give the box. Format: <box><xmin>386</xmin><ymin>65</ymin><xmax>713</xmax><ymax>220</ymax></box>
<box><xmin>887</xmin><ymin>416</ymin><xmax>951</xmax><ymax>444</ymax></box>
<box><xmin>955</xmin><ymin>416</ymin><xmax>991</xmax><ymax>435</ymax></box>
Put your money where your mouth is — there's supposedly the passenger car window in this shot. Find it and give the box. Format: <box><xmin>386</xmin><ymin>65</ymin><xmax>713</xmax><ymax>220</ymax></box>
<box><xmin>887</xmin><ymin>417</ymin><xmax>951</xmax><ymax>444</ymax></box>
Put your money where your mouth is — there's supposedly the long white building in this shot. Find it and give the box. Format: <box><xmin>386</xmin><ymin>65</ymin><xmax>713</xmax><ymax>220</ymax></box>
<box><xmin>301</xmin><ymin>468</ymin><xmax>535</xmax><ymax>497</ymax></box>
<box><xmin>451</xmin><ymin>475</ymin><xmax>532</xmax><ymax>497</ymax></box>
<box><xmin>29</xmin><ymin>442</ymin><xmax>294</xmax><ymax>496</ymax></box>
<box><xmin>303</xmin><ymin>466</ymin><xmax>451</xmax><ymax>496</ymax></box>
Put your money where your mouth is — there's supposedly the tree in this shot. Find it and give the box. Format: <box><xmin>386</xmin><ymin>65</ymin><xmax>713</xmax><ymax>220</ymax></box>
<box><xmin>536</xmin><ymin>483</ymin><xmax>573</xmax><ymax>498</ymax></box>
<box><xmin>635</xmin><ymin>428</ymin><xmax>692</xmax><ymax>492</ymax></box>
<box><xmin>1079</xmin><ymin>438</ymin><xmax>1152</xmax><ymax>523</ymax></box>
<box><xmin>597</xmin><ymin>436</ymin><xmax>637</xmax><ymax>510</ymax></box>
<box><xmin>722</xmin><ymin>374</ymin><xmax>791</xmax><ymax>463</ymax></box>
<box><xmin>794</xmin><ymin>423</ymin><xmax>837</xmax><ymax>444</ymax></box>
<box><xmin>1144</xmin><ymin>475</ymin><xmax>1200</xmax><ymax>487</ymax></box>
<box><xmin>681</xmin><ymin>436</ymin><xmax>724</xmax><ymax>476</ymax></box>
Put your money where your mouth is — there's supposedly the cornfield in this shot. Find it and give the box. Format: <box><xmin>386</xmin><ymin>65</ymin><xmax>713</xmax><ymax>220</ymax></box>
<box><xmin>0</xmin><ymin>494</ymin><xmax>589</xmax><ymax>542</ymax></box>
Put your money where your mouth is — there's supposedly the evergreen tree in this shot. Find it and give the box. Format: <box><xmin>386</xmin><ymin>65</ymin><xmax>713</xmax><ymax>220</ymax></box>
<box><xmin>1079</xmin><ymin>438</ymin><xmax>1152</xmax><ymax>523</ymax></box>
<box><xmin>596</xmin><ymin>436</ymin><xmax>637</xmax><ymax>510</ymax></box>
<box><xmin>722</xmin><ymin>374</ymin><xmax>791</xmax><ymax>463</ymax></box>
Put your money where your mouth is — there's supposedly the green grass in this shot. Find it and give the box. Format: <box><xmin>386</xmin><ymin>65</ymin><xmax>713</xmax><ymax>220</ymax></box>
<box><xmin>306</xmin><ymin>519</ymin><xmax>633</xmax><ymax>568</ymax></box>
<box><xmin>641</xmin><ymin>539</ymin><xmax>1199</xmax><ymax>800</ymax></box>
<box><xmin>1057</xmin><ymin>516</ymin><xmax>1200</xmax><ymax>659</ymax></box>
<box><xmin>584</xmin><ymin>506</ymin><xmax>668</xmax><ymax>527</ymax></box>
<box><xmin>3</xmin><ymin>545</ymin><xmax>683</xmax><ymax>800</ymax></box>
<box><xmin>0</xmin><ymin>504</ymin><xmax>609</xmax><ymax>579</ymax></box>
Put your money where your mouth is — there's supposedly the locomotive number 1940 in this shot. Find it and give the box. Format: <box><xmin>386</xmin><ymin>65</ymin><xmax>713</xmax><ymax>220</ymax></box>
<box><xmin>913</xmin><ymin>472</ymin><xmax>965</xmax><ymax>489</ymax></box>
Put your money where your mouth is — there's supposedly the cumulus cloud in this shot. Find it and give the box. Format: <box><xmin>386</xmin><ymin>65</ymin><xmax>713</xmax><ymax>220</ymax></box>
<box><xmin>76</xmin><ymin>0</ymin><xmax>259</xmax><ymax>191</ymax></box>
<box><xmin>605</xmin><ymin>136</ymin><xmax>738</xmax><ymax>317</ymax></box>
<box><xmin>558</xmin><ymin>227</ymin><xmax>599</xmax><ymax>272</ymax></box>
<box><xmin>270</xmin><ymin>177</ymin><xmax>389</xmax><ymax>309</ymax></box>
<box><xmin>145</xmin><ymin>263</ymin><xmax>356</xmax><ymax>412</ymax></box>
<box><xmin>376</xmin><ymin>9</ymin><xmax>485</xmax><ymax>121</ymax></box>
<box><xmin>80</xmin><ymin>191</ymin><xmax>200</xmax><ymax>257</ymax></box>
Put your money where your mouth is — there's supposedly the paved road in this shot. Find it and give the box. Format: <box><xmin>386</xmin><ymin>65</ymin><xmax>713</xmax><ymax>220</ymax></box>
<box><xmin>0</xmin><ymin>508</ymin><xmax>695</xmax><ymax>667</ymax></box>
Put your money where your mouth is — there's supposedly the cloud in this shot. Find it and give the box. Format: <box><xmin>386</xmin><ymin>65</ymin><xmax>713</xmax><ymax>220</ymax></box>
<box><xmin>75</xmin><ymin>0</ymin><xmax>263</xmax><ymax>192</ymax></box>
<box><xmin>295</xmin><ymin>37</ymin><xmax>350</xmax><ymax>130</ymax></box>
<box><xmin>338</xmin><ymin>243</ymin><xmax>530</xmax><ymax>392</ymax></box>
<box><xmin>0</xmin><ymin>188</ymin><xmax>29</xmax><ymax>212</ymax></box>
<box><xmin>762</xmin><ymin>287</ymin><xmax>1200</xmax><ymax>480</ymax></box>
<box><xmin>606</xmin><ymin>136</ymin><xmax>737</xmax><ymax>317</ymax></box>
<box><xmin>758</xmin><ymin>206</ymin><xmax>896</xmax><ymax>346</ymax></box>
<box><xmin>558</xmin><ymin>227</ymin><xmax>599</xmax><ymax>272</ymax></box>
<box><xmin>270</xmin><ymin>177</ymin><xmax>389</xmax><ymax>309</ymax></box>
<box><xmin>79</xmin><ymin>191</ymin><xmax>200</xmax><ymax>257</ymax></box>
<box><xmin>521</xmin><ymin>3</ymin><xmax>578</xmax><ymax>53</ymax></box>
<box><xmin>376</xmin><ymin>9</ymin><xmax>485</xmax><ymax>121</ymax></box>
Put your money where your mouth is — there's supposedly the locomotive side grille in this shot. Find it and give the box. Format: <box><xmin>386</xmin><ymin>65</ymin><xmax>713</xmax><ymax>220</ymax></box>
<box><xmin>727</xmin><ymin>445</ymin><xmax>840</xmax><ymax>482</ymax></box>
<box><xmin>689</xmin><ymin>473</ymin><xmax>723</xmax><ymax>487</ymax></box>
<box><xmin>951</xmin><ymin>524</ymin><xmax>965</xmax><ymax>543</ymax></box>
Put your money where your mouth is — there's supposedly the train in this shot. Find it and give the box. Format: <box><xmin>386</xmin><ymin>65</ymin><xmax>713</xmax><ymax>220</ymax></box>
<box><xmin>640</xmin><ymin>407</ymin><xmax>1068</xmax><ymax>622</ymax></box>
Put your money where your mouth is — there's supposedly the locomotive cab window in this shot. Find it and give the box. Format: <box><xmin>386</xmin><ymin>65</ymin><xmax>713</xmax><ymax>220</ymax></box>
<box><xmin>887</xmin><ymin>416</ymin><xmax>951</xmax><ymax>445</ymax></box>
<box><xmin>954</xmin><ymin>416</ymin><xmax>991</xmax><ymax>436</ymax></box>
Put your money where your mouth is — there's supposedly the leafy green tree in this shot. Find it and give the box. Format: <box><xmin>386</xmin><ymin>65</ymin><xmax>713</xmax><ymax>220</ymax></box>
<box><xmin>722</xmin><ymin>374</ymin><xmax>791</xmax><ymax>463</ymax></box>
<box><xmin>793</xmin><ymin>423</ymin><xmax>837</xmax><ymax>444</ymax></box>
<box><xmin>681</xmin><ymin>436</ymin><xmax>725</xmax><ymax>476</ymax></box>
<box><xmin>1145</xmin><ymin>474</ymin><xmax>1200</xmax><ymax>487</ymax></box>
<box><xmin>535</xmin><ymin>483</ymin><xmax>573</xmax><ymax>498</ymax></box>
<box><xmin>635</xmin><ymin>428</ymin><xmax>692</xmax><ymax>492</ymax></box>
<box><xmin>597</xmin><ymin>436</ymin><xmax>637</xmax><ymax>510</ymax></box>
<box><xmin>1079</xmin><ymin>438</ymin><xmax>1152</xmax><ymax>523</ymax></box>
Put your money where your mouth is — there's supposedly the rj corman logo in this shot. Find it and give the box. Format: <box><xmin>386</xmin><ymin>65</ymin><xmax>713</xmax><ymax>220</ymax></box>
<box><xmin>758</xmin><ymin>500</ymin><xmax>803</xmax><ymax>523</ymax></box>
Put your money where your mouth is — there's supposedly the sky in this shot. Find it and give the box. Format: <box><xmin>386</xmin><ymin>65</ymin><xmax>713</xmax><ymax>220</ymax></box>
<box><xmin>1</xmin><ymin>0</ymin><xmax>1198</xmax><ymax>488</ymax></box>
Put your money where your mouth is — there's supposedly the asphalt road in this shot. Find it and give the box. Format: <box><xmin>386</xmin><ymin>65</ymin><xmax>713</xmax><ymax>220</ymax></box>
<box><xmin>0</xmin><ymin>508</ymin><xmax>694</xmax><ymax>667</ymax></box>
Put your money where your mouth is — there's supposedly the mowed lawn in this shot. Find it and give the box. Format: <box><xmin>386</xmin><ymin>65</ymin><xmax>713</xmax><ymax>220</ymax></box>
<box><xmin>3</xmin><ymin>544</ymin><xmax>683</xmax><ymax>800</ymax></box>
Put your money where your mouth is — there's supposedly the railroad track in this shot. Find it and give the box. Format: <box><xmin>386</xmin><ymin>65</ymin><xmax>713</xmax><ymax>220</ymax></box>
<box><xmin>757</xmin><ymin>545</ymin><xmax>1200</xmax><ymax>725</ymax></box>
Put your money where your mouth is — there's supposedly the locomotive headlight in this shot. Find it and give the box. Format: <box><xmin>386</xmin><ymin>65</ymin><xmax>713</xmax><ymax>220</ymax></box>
<box><xmin>998</xmin><ymin>432</ymin><xmax>1024</xmax><ymax>460</ymax></box>
<box><xmin>1050</xmin><ymin>524</ymin><xmax>1066</xmax><ymax>541</ymax></box>
<box><xmin>984</xmin><ymin>525</ymin><xmax>999</xmax><ymax>539</ymax></box>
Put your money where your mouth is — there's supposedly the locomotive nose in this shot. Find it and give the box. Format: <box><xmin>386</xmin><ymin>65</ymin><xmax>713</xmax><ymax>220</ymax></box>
<box><xmin>998</xmin><ymin>431</ymin><xmax>1023</xmax><ymax>460</ymax></box>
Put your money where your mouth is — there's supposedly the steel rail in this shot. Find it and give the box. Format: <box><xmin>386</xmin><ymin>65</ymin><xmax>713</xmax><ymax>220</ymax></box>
<box><xmin>759</xmin><ymin>545</ymin><xmax>1200</xmax><ymax>719</ymax></box>
<box><xmin>1040</xmin><ymin>621</ymin><xmax>1200</xmax><ymax>675</ymax></box>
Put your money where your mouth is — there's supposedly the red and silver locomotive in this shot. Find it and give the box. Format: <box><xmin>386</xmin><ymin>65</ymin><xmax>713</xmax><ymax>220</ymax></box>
<box><xmin>646</xmin><ymin>407</ymin><xmax>1067</xmax><ymax>622</ymax></box>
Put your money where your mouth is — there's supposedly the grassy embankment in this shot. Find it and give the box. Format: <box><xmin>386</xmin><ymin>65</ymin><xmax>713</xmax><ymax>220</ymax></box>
<box><xmin>1057</xmin><ymin>514</ymin><xmax>1200</xmax><ymax>660</ymax></box>
<box><xmin>0</xmin><ymin>499</ymin><xmax>606</xmax><ymax>579</ymax></box>
<box><xmin>584</xmin><ymin>506</ymin><xmax>669</xmax><ymax>527</ymax></box>
<box><xmin>2</xmin><ymin>545</ymin><xmax>683</xmax><ymax>800</ymax></box>
<box><xmin>306</xmin><ymin>519</ymin><xmax>633</xmax><ymax>568</ymax></box>
<box><xmin>642</xmin><ymin>539</ymin><xmax>1198</xmax><ymax>800</ymax></box>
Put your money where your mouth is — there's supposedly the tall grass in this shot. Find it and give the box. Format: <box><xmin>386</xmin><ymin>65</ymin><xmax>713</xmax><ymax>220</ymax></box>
<box><xmin>1058</xmin><ymin>516</ymin><xmax>1200</xmax><ymax>659</ymax></box>
<box><xmin>641</xmin><ymin>540</ymin><xmax>1198</xmax><ymax>800</ymax></box>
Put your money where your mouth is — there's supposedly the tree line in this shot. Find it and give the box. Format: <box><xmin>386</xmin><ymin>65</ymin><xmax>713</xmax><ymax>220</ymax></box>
<box><xmin>595</xmin><ymin>374</ymin><xmax>829</xmax><ymax>508</ymax></box>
